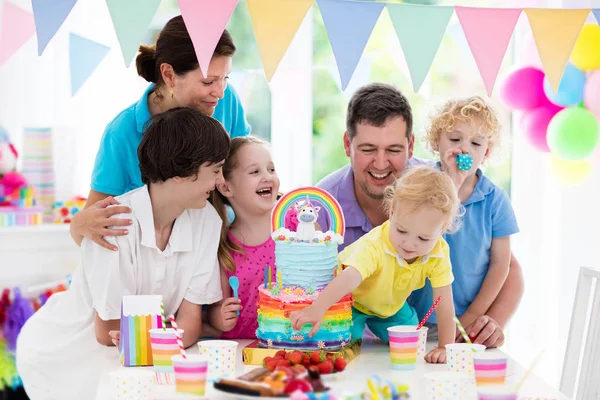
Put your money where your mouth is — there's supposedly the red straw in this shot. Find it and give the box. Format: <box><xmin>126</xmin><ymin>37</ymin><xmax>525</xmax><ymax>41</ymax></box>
<box><xmin>169</xmin><ymin>314</ymin><xmax>186</xmax><ymax>359</ymax></box>
<box><xmin>416</xmin><ymin>296</ymin><xmax>442</xmax><ymax>330</ymax></box>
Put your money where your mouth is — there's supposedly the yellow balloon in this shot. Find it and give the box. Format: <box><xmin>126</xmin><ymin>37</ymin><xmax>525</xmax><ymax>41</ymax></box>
<box><xmin>550</xmin><ymin>155</ymin><xmax>592</xmax><ymax>185</ymax></box>
<box><xmin>571</xmin><ymin>24</ymin><xmax>600</xmax><ymax>71</ymax></box>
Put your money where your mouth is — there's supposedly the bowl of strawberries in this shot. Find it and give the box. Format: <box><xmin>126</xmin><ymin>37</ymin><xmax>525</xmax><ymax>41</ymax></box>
<box><xmin>263</xmin><ymin>350</ymin><xmax>347</xmax><ymax>378</ymax></box>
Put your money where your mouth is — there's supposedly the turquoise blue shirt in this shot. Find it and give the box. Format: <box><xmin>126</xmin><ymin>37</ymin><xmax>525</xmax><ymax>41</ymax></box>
<box><xmin>91</xmin><ymin>84</ymin><xmax>250</xmax><ymax>196</ymax></box>
<box><xmin>408</xmin><ymin>168</ymin><xmax>519</xmax><ymax>323</ymax></box>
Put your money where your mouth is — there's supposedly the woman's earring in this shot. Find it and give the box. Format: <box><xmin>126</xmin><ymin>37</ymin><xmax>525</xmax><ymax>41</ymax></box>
<box><xmin>169</xmin><ymin>87</ymin><xmax>174</xmax><ymax>99</ymax></box>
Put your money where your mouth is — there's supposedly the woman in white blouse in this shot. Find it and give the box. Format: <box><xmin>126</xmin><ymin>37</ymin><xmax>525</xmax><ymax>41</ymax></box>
<box><xmin>16</xmin><ymin>107</ymin><xmax>230</xmax><ymax>400</ymax></box>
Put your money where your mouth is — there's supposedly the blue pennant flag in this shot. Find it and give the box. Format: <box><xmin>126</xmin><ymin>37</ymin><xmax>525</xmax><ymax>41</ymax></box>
<box><xmin>594</xmin><ymin>9</ymin><xmax>600</xmax><ymax>24</ymax></box>
<box><xmin>69</xmin><ymin>33</ymin><xmax>110</xmax><ymax>96</ymax></box>
<box><xmin>32</xmin><ymin>0</ymin><xmax>78</xmax><ymax>55</ymax></box>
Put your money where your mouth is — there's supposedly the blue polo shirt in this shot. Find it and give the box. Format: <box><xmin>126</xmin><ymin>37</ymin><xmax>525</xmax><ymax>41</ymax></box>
<box><xmin>91</xmin><ymin>83</ymin><xmax>251</xmax><ymax>196</ymax></box>
<box><xmin>408</xmin><ymin>168</ymin><xmax>519</xmax><ymax>323</ymax></box>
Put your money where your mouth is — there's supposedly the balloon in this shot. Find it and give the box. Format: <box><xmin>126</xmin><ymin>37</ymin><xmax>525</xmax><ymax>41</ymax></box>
<box><xmin>520</xmin><ymin>107</ymin><xmax>555</xmax><ymax>152</ymax></box>
<box><xmin>584</xmin><ymin>70</ymin><xmax>600</xmax><ymax>119</ymax></box>
<box><xmin>570</xmin><ymin>24</ymin><xmax>600</xmax><ymax>71</ymax></box>
<box><xmin>500</xmin><ymin>67</ymin><xmax>546</xmax><ymax>111</ymax></box>
<box><xmin>543</xmin><ymin>62</ymin><xmax>586</xmax><ymax>107</ymax></box>
<box><xmin>550</xmin><ymin>155</ymin><xmax>592</xmax><ymax>185</ymax></box>
<box><xmin>547</xmin><ymin>107</ymin><xmax>599</xmax><ymax>160</ymax></box>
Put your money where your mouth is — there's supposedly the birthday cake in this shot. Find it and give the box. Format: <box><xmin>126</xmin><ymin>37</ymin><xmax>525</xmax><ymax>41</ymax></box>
<box><xmin>256</xmin><ymin>187</ymin><xmax>353</xmax><ymax>350</ymax></box>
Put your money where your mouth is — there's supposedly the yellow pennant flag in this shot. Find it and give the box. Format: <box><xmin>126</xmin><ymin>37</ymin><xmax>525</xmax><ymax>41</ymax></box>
<box><xmin>247</xmin><ymin>0</ymin><xmax>314</xmax><ymax>82</ymax></box>
<box><xmin>525</xmin><ymin>8</ymin><xmax>590</xmax><ymax>93</ymax></box>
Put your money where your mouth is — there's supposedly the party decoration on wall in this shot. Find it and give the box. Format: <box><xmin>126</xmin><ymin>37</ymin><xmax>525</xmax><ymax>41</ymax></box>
<box><xmin>520</xmin><ymin>107</ymin><xmax>554</xmax><ymax>152</ymax></box>
<box><xmin>525</xmin><ymin>8</ymin><xmax>589</xmax><ymax>93</ymax></box>
<box><xmin>106</xmin><ymin>0</ymin><xmax>161</xmax><ymax>67</ymax></box>
<box><xmin>69</xmin><ymin>33</ymin><xmax>110</xmax><ymax>96</ymax></box>
<box><xmin>594</xmin><ymin>9</ymin><xmax>600</xmax><ymax>24</ymax></box>
<box><xmin>543</xmin><ymin>62</ymin><xmax>586</xmax><ymax>107</ymax></box>
<box><xmin>247</xmin><ymin>0</ymin><xmax>314</xmax><ymax>82</ymax></box>
<box><xmin>547</xmin><ymin>106</ymin><xmax>599</xmax><ymax>161</ymax></box>
<box><xmin>386</xmin><ymin>4</ymin><xmax>453</xmax><ymax>93</ymax></box>
<box><xmin>32</xmin><ymin>0</ymin><xmax>78</xmax><ymax>56</ymax></box>
<box><xmin>178</xmin><ymin>0</ymin><xmax>239</xmax><ymax>79</ymax></box>
<box><xmin>0</xmin><ymin>2</ymin><xmax>35</xmax><ymax>67</ymax></box>
<box><xmin>570</xmin><ymin>23</ymin><xmax>600</xmax><ymax>71</ymax></box>
<box><xmin>317</xmin><ymin>0</ymin><xmax>385</xmax><ymax>90</ymax></box>
<box><xmin>455</xmin><ymin>7</ymin><xmax>522</xmax><ymax>96</ymax></box>
<box><xmin>500</xmin><ymin>67</ymin><xmax>548</xmax><ymax>111</ymax></box>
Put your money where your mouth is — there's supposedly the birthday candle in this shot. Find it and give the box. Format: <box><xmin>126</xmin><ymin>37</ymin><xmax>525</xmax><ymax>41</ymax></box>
<box><xmin>277</xmin><ymin>271</ymin><xmax>282</xmax><ymax>290</ymax></box>
<box><xmin>264</xmin><ymin>265</ymin><xmax>268</xmax><ymax>289</ymax></box>
<box><xmin>268</xmin><ymin>267</ymin><xmax>272</xmax><ymax>288</ymax></box>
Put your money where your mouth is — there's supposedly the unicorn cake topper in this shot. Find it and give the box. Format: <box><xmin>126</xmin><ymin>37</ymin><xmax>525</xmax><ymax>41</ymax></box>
<box><xmin>295</xmin><ymin>195</ymin><xmax>321</xmax><ymax>243</ymax></box>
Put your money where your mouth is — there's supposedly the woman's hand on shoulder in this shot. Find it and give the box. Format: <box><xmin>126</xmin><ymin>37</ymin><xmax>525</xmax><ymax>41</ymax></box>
<box><xmin>73</xmin><ymin>195</ymin><xmax>132</xmax><ymax>251</ymax></box>
<box><xmin>218</xmin><ymin>297</ymin><xmax>242</xmax><ymax>332</ymax></box>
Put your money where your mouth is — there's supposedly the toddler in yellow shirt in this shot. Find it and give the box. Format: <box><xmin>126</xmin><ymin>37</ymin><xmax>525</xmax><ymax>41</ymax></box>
<box><xmin>290</xmin><ymin>166</ymin><xmax>462</xmax><ymax>363</ymax></box>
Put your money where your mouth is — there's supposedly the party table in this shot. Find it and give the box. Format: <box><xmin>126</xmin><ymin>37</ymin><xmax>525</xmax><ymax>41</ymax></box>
<box><xmin>94</xmin><ymin>339</ymin><xmax>569</xmax><ymax>400</ymax></box>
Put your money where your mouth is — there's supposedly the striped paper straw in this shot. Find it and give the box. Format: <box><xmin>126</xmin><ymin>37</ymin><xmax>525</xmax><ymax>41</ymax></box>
<box><xmin>169</xmin><ymin>315</ymin><xmax>187</xmax><ymax>359</ymax></box>
<box><xmin>453</xmin><ymin>316</ymin><xmax>472</xmax><ymax>344</ymax></box>
<box><xmin>161</xmin><ymin>301</ymin><xmax>166</xmax><ymax>332</ymax></box>
<box><xmin>417</xmin><ymin>296</ymin><xmax>442</xmax><ymax>330</ymax></box>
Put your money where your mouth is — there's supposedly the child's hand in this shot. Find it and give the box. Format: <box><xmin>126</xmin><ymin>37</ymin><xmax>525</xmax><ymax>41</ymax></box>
<box><xmin>442</xmin><ymin>148</ymin><xmax>469</xmax><ymax>188</ymax></box>
<box><xmin>289</xmin><ymin>305</ymin><xmax>326</xmax><ymax>337</ymax></box>
<box><xmin>424</xmin><ymin>347</ymin><xmax>447</xmax><ymax>364</ymax></box>
<box><xmin>109</xmin><ymin>330</ymin><xmax>120</xmax><ymax>348</ymax></box>
<box><xmin>219</xmin><ymin>297</ymin><xmax>242</xmax><ymax>332</ymax></box>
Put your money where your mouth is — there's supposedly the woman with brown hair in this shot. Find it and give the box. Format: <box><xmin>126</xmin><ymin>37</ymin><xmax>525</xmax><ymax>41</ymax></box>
<box><xmin>70</xmin><ymin>15</ymin><xmax>250</xmax><ymax>250</ymax></box>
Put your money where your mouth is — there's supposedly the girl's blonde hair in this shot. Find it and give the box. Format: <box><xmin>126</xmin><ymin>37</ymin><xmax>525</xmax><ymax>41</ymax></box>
<box><xmin>383</xmin><ymin>166</ymin><xmax>463</xmax><ymax>234</ymax></box>
<box><xmin>210</xmin><ymin>136</ymin><xmax>272</xmax><ymax>273</ymax></box>
<box><xmin>425</xmin><ymin>96</ymin><xmax>502</xmax><ymax>158</ymax></box>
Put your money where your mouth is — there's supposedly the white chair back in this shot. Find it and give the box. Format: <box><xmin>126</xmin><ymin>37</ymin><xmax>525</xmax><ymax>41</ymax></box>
<box><xmin>560</xmin><ymin>266</ymin><xmax>600</xmax><ymax>400</ymax></box>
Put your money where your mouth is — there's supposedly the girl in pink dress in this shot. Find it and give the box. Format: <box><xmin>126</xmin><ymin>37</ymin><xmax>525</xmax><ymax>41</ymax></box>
<box><xmin>207</xmin><ymin>136</ymin><xmax>280</xmax><ymax>338</ymax></box>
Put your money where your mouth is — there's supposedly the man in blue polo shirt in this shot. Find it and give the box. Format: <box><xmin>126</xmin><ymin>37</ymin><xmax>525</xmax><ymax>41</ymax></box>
<box><xmin>317</xmin><ymin>83</ymin><xmax>524</xmax><ymax>348</ymax></box>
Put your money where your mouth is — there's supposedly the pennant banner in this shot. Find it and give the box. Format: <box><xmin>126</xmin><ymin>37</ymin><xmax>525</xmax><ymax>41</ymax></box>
<box><xmin>69</xmin><ymin>34</ymin><xmax>110</xmax><ymax>96</ymax></box>
<box><xmin>387</xmin><ymin>4</ymin><xmax>453</xmax><ymax>93</ymax></box>
<box><xmin>317</xmin><ymin>0</ymin><xmax>384</xmax><ymax>90</ymax></box>
<box><xmin>456</xmin><ymin>7</ymin><xmax>521</xmax><ymax>96</ymax></box>
<box><xmin>525</xmin><ymin>8</ymin><xmax>590</xmax><ymax>93</ymax></box>
<box><xmin>106</xmin><ymin>0</ymin><xmax>161</xmax><ymax>67</ymax></box>
<box><xmin>32</xmin><ymin>0</ymin><xmax>78</xmax><ymax>56</ymax></box>
<box><xmin>0</xmin><ymin>2</ymin><xmax>35</xmax><ymax>67</ymax></box>
<box><xmin>178</xmin><ymin>0</ymin><xmax>238</xmax><ymax>78</ymax></box>
<box><xmin>247</xmin><ymin>0</ymin><xmax>314</xmax><ymax>82</ymax></box>
<box><xmin>594</xmin><ymin>9</ymin><xmax>600</xmax><ymax>24</ymax></box>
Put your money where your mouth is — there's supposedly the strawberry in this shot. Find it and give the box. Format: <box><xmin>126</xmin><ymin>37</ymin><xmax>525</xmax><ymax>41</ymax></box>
<box><xmin>275</xmin><ymin>350</ymin><xmax>287</xmax><ymax>358</ymax></box>
<box><xmin>288</xmin><ymin>352</ymin><xmax>303</xmax><ymax>365</ymax></box>
<box><xmin>265</xmin><ymin>359</ymin><xmax>278</xmax><ymax>371</ymax></box>
<box><xmin>273</xmin><ymin>355</ymin><xmax>284</xmax><ymax>362</ymax></box>
<box><xmin>277</xmin><ymin>359</ymin><xmax>292</xmax><ymax>367</ymax></box>
<box><xmin>333</xmin><ymin>357</ymin><xmax>347</xmax><ymax>372</ymax></box>
<box><xmin>263</xmin><ymin>356</ymin><xmax>273</xmax><ymax>367</ymax></box>
<box><xmin>301</xmin><ymin>355</ymin><xmax>311</xmax><ymax>368</ymax></box>
<box><xmin>308</xmin><ymin>365</ymin><xmax>319</xmax><ymax>373</ymax></box>
<box><xmin>310</xmin><ymin>351</ymin><xmax>324</xmax><ymax>365</ymax></box>
<box><xmin>317</xmin><ymin>360</ymin><xmax>334</xmax><ymax>375</ymax></box>
<box><xmin>325</xmin><ymin>353</ymin><xmax>334</xmax><ymax>360</ymax></box>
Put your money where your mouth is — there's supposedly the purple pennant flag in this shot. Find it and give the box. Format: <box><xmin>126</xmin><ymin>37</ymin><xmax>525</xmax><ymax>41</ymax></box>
<box><xmin>32</xmin><ymin>0</ymin><xmax>78</xmax><ymax>55</ymax></box>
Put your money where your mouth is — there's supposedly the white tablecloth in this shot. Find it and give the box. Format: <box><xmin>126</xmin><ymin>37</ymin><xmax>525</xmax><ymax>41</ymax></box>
<box><xmin>95</xmin><ymin>339</ymin><xmax>570</xmax><ymax>400</ymax></box>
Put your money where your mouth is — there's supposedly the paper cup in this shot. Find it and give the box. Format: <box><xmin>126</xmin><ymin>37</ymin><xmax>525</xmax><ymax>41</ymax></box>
<box><xmin>417</xmin><ymin>327</ymin><xmax>429</xmax><ymax>358</ymax></box>
<box><xmin>149</xmin><ymin>328</ymin><xmax>183</xmax><ymax>384</ymax></box>
<box><xmin>109</xmin><ymin>368</ymin><xmax>154</xmax><ymax>400</ymax></box>
<box><xmin>387</xmin><ymin>325</ymin><xmax>420</xmax><ymax>371</ymax></box>
<box><xmin>477</xmin><ymin>385</ymin><xmax>518</xmax><ymax>400</ymax></box>
<box><xmin>196</xmin><ymin>340</ymin><xmax>238</xmax><ymax>380</ymax></box>
<box><xmin>424</xmin><ymin>372</ymin><xmax>470</xmax><ymax>400</ymax></box>
<box><xmin>446</xmin><ymin>343</ymin><xmax>486</xmax><ymax>374</ymax></box>
<box><xmin>472</xmin><ymin>352</ymin><xmax>508</xmax><ymax>386</ymax></box>
<box><xmin>172</xmin><ymin>354</ymin><xmax>208</xmax><ymax>396</ymax></box>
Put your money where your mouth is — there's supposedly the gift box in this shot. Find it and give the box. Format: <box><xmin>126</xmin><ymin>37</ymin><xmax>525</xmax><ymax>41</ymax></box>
<box><xmin>241</xmin><ymin>339</ymin><xmax>362</xmax><ymax>366</ymax></box>
<box><xmin>119</xmin><ymin>295</ymin><xmax>165</xmax><ymax>367</ymax></box>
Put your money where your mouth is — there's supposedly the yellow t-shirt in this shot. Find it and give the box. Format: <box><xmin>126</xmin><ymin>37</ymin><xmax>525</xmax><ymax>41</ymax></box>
<box><xmin>338</xmin><ymin>220</ymin><xmax>453</xmax><ymax>318</ymax></box>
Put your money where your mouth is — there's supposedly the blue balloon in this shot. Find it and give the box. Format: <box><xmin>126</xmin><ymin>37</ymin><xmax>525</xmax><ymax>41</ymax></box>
<box><xmin>543</xmin><ymin>62</ymin><xmax>586</xmax><ymax>107</ymax></box>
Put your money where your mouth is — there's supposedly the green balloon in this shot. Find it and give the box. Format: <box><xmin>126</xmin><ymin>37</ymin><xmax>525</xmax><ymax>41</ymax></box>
<box><xmin>547</xmin><ymin>107</ymin><xmax>599</xmax><ymax>160</ymax></box>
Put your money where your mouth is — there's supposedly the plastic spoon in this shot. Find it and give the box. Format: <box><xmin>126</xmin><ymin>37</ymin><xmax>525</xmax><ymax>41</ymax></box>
<box><xmin>229</xmin><ymin>276</ymin><xmax>240</xmax><ymax>315</ymax></box>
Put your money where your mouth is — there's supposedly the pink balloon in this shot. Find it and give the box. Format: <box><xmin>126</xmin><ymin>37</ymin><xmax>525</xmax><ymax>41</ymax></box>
<box><xmin>500</xmin><ymin>67</ymin><xmax>546</xmax><ymax>111</ymax></box>
<box><xmin>584</xmin><ymin>70</ymin><xmax>600</xmax><ymax>119</ymax></box>
<box><xmin>520</xmin><ymin>105</ymin><xmax>560</xmax><ymax>152</ymax></box>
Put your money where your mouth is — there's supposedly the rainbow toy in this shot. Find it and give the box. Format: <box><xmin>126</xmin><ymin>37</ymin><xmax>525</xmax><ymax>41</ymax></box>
<box><xmin>119</xmin><ymin>295</ymin><xmax>164</xmax><ymax>367</ymax></box>
<box><xmin>271</xmin><ymin>187</ymin><xmax>345</xmax><ymax>236</ymax></box>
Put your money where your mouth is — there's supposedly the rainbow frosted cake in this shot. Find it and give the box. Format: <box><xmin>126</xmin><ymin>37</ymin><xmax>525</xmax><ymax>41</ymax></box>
<box><xmin>256</xmin><ymin>187</ymin><xmax>353</xmax><ymax>350</ymax></box>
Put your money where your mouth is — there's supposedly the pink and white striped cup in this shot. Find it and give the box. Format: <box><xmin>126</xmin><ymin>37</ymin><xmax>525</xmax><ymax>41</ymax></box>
<box><xmin>473</xmin><ymin>352</ymin><xmax>508</xmax><ymax>386</ymax></box>
<box><xmin>171</xmin><ymin>354</ymin><xmax>208</xmax><ymax>396</ymax></box>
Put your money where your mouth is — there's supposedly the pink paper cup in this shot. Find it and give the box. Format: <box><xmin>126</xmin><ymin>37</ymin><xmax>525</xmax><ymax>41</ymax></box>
<box><xmin>446</xmin><ymin>343</ymin><xmax>486</xmax><ymax>374</ymax></box>
<box><xmin>149</xmin><ymin>328</ymin><xmax>183</xmax><ymax>384</ymax></box>
<box><xmin>387</xmin><ymin>325</ymin><xmax>420</xmax><ymax>371</ymax></box>
<box><xmin>171</xmin><ymin>354</ymin><xmax>208</xmax><ymax>396</ymax></box>
<box><xmin>472</xmin><ymin>352</ymin><xmax>508</xmax><ymax>386</ymax></box>
<box><xmin>477</xmin><ymin>385</ymin><xmax>518</xmax><ymax>400</ymax></box>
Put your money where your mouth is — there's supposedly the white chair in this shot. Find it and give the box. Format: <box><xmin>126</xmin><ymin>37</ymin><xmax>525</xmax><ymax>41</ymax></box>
<box><xmin>560</xmin><ymin>266</ymin><xmax>600</xmax><ymax>400</ymax></box>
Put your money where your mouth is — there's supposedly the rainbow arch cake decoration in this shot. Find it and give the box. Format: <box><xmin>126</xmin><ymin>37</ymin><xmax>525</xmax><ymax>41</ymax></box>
<box><xmin>257</xmin><ymin>186</ymin><xmax>352</xmax><ymax>350</ymax></box>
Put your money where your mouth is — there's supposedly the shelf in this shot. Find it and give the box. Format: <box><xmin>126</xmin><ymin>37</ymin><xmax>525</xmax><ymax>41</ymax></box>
<box><xmin>0</xmin><ymin>223</ymin><xmax>71</xmax><ymax>234</ymax></box>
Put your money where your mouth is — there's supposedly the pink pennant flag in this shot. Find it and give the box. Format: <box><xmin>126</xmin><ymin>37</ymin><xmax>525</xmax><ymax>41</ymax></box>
<box><xmin>0</xmin><ymin>2</ymin><xmax>36</xmax><ymax>67</ymax></box>
<box><xmin>178</xmin><ymin>0</ymin><xmax>238</xmax><ymax>78</ymax></box>
<box><xmin>455</xmin><ymin>7</ymin><xmax>522</xmax><ymax>96</ymax></box>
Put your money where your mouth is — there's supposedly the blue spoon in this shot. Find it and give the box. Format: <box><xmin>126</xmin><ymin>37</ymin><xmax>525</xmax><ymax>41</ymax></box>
<box><xmin>229</xmin><ymin>276</ymin><xmax>240</xmax><ymax>315</ymax></box>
